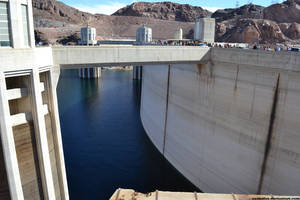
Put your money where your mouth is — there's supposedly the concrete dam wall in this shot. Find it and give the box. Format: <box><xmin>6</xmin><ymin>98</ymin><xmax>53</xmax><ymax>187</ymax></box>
<box><xmin>140</xmin><ymin>48</ymin><xmax>300</xmax><ymax>195</ymax></box>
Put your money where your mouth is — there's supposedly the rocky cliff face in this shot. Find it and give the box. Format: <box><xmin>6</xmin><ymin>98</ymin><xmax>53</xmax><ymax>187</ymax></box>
<box><xmin>217</xmin><ymin>19</ymin><xmax>287</xmax><ymax>44</ymax></box>
<box><xmin>214</xmin><ymin>1</ymin><xmax>300</xmax><ymax>44</ymax></box>
<box><xmin>112</xmin><ymin>2</ymin><xmax>211</xmax><ymax>22</ymax></box>
<box><xmin>212</xmin><ymin>4</ymin><xmax>264</xmax><ymax>22</ymax></box>
<box><xmin>264</xmin><ymin>0</ymin><xmax>300</xmax><ymax>23</ymax></box>
<box><xmin>279</xmin><ymin>22</ymin><xmax>300</xmax><ymax>39</ymax></box>
<box><xmin>32</xmin><ymin>0</ymin><xmax>93</xmax><ymax>25</ymax></box>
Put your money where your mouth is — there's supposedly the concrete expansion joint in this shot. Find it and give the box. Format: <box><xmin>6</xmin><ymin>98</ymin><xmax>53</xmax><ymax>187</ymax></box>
<box><xmin>257</xmin><ymin>73</ymin><xmax>280</xmax><ymax>194</ymax></box>
<box><xmin>162</xmin><ymin>65</ymin><xmax>171</xmax><ymax>155</ymax></box>
<box><xmin>234</xmin><ymin>65</ymin><xmax>240</xmax><ymax>92</ymax></box>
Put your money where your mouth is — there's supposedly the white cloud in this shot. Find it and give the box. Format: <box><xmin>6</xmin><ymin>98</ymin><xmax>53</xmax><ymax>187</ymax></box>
<box><xmin>202</xmin><ymin>7</ymin><xmax>223</xmax><ymax>12</ymax></box>
<box><xmin>72</xmin><ymin>2</ymin><xmax>127</xmax><ymax>15</ymax></box>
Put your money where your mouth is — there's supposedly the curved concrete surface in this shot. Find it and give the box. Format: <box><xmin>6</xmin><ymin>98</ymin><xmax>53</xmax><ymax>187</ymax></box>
<box><xmin>140</xmin><ymin>49</ymin><xmax>300</xmax><ymax>195</ymax></box>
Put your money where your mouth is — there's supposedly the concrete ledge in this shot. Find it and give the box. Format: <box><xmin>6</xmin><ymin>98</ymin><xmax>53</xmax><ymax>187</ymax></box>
<box><xmin>52</xmin><ymin>46</ymin><xmax>210</xmax><ymax>68</ymax></box>
<box><xmin>7</xmin><ymin>82</ymin><xmax>44</xmax><ymax>100</ymax></box>
<box><xmin>110</xmin><ymin>189</ymin><xmax>300</xmax><ymax>200</ymax></box>
<box><xmin>7</xmin><ymin>88</ymin><xmax>28</xmax><ymax>100</ymax></box>
<box><xmin>211</xmin><ymin>48</ymin><xmax>300</xmax><ymax>71</ymax></box>
<box><xmin>0</xmin><ymin>47</ymin><xmax>53</xmax><ymax>73</ymax></box>
<box><xmin>11</xmin><ymin>104</ymin><xmax>49</xmax><ymax>126</ymax></box>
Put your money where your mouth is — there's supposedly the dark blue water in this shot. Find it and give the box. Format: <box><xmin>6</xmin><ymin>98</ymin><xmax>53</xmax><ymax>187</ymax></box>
<box><xmin>57</xmin><ymin>69</ymin><xmax>199</xmax><ymax>200</ymax></box>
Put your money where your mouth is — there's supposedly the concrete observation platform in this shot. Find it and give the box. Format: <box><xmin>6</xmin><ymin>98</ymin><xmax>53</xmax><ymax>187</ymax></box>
<box><xmin>110</xmin><ymin>189</ymin><xmax>300</xmax><ymax>200</ymax></box>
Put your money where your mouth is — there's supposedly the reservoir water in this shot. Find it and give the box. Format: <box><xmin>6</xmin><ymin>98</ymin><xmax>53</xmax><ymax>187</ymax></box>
<box><xmin>57</xmin><ymin>69</ymin><xmax>199</xmax><ymax>200</ymax></box>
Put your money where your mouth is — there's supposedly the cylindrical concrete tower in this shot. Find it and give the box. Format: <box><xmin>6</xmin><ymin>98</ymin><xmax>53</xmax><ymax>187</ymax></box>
<box><xmin>174</xmin><ymin>28</ymin><xmax>183</xmax><ymax>40</ymax></box>
<box><xmin>136</xmin><ymin>25</ymin><xmax>152</xmax><ymax>44</ymax></box>
<box><xmin>78</xmin><ymin>25</ymin><xmax>101</xmax><ymax>79</ymax></box>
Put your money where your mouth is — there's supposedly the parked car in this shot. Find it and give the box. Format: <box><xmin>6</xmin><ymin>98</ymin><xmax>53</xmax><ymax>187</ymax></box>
<box><xmin>196</xmin><ymin>43</ymin><xmax>207</xmax><ymax>47</ymax></box>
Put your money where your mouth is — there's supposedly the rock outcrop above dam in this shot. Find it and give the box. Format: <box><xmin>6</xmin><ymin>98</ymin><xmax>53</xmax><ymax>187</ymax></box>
<box><xmin>112</xmin><ymin>2</ymin><xmax>211</xmax><ymax>22</ymax></box>
<box><xmin>216</xmin><ymin>19</ymin><xmax>288</xmax><ymax>44</ymax></box>
<box><xmin>264</xmin><ymin>0</ymin><xmax>300</xmax><ymax>23</ymax></box>
<box><xmin>214</xmin><ymin>1</ymin><xmax>300</xmax><ymax>44</ymax></box>
<box><xmin>140</xmin><ymin>48</ymin><xmax>300</xmax><ymax>195</ymax></box>
<box><xmin>212</xmin><ymin>4</ymin><xmax>265</xmax><ymax>22</ymax></box>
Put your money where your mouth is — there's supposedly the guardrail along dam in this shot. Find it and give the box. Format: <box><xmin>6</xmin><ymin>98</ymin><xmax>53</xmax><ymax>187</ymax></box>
<box><xmin>1</xmin><ymin>0</ymin><xmax>300</xmax><ymax>199</ymax></box>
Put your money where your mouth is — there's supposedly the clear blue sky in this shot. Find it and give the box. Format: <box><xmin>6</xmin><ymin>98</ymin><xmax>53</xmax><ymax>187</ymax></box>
<box><xmin>60</xmin><ymin>0</ymin><xmax>283</xmax><ymax>15</ymax></box>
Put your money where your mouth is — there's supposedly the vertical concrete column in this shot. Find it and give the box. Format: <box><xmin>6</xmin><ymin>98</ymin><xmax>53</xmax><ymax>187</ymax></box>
<box><xmin>133</xmin><ymin>66</ymin><xmax>137</xmax><ymax>80</ymax></box>
<box><xmin>9</xmin><ymin>0</ymin><xmax>24</xmax><ymax>48</ymax></box>
<box><xmin>91</xmin><ymin>68</ymin><xmax>95</xmax><ymax>78</ymax></box>
<box><xmin>79</xmin><ymin>68</ymin><xmax>101</xmax><ymax>79</ymax></box>
<box><xmin>27</xmin><ymin>0</ymin><xmax>35</xmax><ymax>48</ymax></box>
<box><xmin>0</xmin><ymin>72</ymin><xmax>24</xmax><ymax>200</ymax></box>
<box><xmin>98</xmin><ymin>67</ymin><xmax>102</xmax><ymax>78</ymax></box>
<box><xmin>30</xmin><ymin>69</ymin><xmax>56</xmax><ymax>200</ymax></box>
<box><xmin>81</xmin><ymin>69</ymin><xmax>84</xmax><ymax>78</ymax></box>
<box><xmin>84</xmin><ymin>68</ymin><xmax>88</xmax><ymax>78</ymax></box>
<box><xmin>133</xmin><ymin>66</ymin><xmax>142</xmax><ymax>80</ymax></box>
<box><xmin>46</xmin><ymin>69</ymin><xmax>70</xmax><ymax>200</ymax></box>
<box><xmin>133</xmin><ymin>66</ymin><xmax>139</xmax><ymax>80</ymax></box>
<box><xmin>138</xmin><ymin>66</ymin><xmax>143</xmax><ymax>80</ymax></box>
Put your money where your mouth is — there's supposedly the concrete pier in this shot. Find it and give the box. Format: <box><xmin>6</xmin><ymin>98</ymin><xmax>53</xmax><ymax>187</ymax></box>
<box><xmin>133</xmin><ymin>66</ymin><xmax>143</xmax><ymax>80</ymax></box>
<box><xmin>78</xmin><ymin>67</ymin><xmax>101</xmax><ymax>79</ymax></box>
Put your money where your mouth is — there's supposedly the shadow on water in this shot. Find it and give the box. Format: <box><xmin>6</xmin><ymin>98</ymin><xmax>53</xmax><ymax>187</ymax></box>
<box><xmin>57</xmin><ymin>69</ymin><xmax>200</xmax><ymax>200</ymax></box>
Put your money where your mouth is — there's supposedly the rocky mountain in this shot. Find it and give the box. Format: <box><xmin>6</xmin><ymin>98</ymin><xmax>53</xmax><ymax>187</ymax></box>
<box><xmin>32</xmin><ymin>0</ymin><xmax>300</xmax><ymax>45</ymax></box>
<box><xmin>212</xmin><ymin>4</ymin><xmax>264</xmax><ymax>22</ymax></box>
<box><xmin>264</xmin><ymin>0</ymin><xmax>300</xmax><ymax>23</ymax></box>
<box><xmin>112</xmin><ymin>2</ymin><xmax>211</xmax><ymax>22</ymax></box>
<box><xmin>213</xmin><ymin>0</ymin><xmax>300</xmax><ymax>44</ymax></box>
<box><xmin>279</xmin><ymin>23</ymin><xmax>300</xmax><ymax>39</ymax></box>
<box><xmin>32</xmin><ymin>0</ymin><xmax>93</xmax><ymax>25</ymax></box>
<box><xmin>216</xmin><ymin>19</ymin><xmax>287</xmax><ymax>44</ymax></box>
